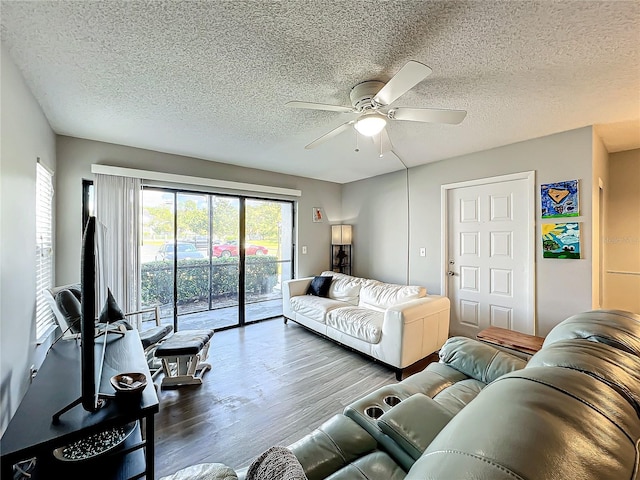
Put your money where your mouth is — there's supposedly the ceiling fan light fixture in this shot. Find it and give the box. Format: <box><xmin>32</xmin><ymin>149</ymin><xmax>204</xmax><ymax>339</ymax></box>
<box><xmin>354</xmin><ymin>113</ymin><xmax>387</xmax><ymax>137</ymax></box>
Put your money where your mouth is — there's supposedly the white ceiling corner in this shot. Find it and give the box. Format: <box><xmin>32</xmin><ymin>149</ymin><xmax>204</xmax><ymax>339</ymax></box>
<box><xmin>1</xmin><ymin>1</ymin><xmax>639</xmax><ymax>184</ymax></box>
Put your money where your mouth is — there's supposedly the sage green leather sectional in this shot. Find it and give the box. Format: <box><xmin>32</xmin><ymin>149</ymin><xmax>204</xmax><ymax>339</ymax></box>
<box><xmin>238</xmin><ymin>309</ymin><xmax>640</xmax><ymax>479</ymax></box>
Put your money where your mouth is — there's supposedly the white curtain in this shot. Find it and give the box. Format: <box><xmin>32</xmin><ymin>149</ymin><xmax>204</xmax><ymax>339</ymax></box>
<box><xmin>95</xmin><ymin>174</ymin><xmax>141</xmax><ymax>322</ymax></box>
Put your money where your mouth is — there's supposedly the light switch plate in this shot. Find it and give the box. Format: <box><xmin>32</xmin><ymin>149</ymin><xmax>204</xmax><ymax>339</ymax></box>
<box><xmin>302</xmin><ymin>246</ymin><xmax>307</xmax><ymax>254</ymax></box>
<box><xmin>419</xmin><ymin>247</ymin><xmax>426</xmax><ymax>257</ymax></box>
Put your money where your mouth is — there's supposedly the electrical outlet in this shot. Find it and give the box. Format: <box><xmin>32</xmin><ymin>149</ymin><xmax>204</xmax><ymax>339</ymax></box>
<box><xmin>29</xmin><ymin>365</ymin><xmax>37</xmax><ymax>383</ymax></box>
<box><xmin>302</xmin><ymin>246</ymin><xmax>307</xmax><ymax>254</ymax></box>
<box><xmin>419</xmin><ymin>247</ymin><xmax>426</xmax><ymax>257</ymax></box>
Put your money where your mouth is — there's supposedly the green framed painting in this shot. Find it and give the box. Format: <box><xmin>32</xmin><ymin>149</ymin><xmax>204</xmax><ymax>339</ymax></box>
<box><xmin>542</xmin><ymin>222</ymin><xmax>581</xmax><ymax>259</ymax></box>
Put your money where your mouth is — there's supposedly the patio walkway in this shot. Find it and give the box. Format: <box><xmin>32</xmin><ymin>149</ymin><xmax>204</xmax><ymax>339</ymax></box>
<box><xmin>167</xmin><ymin>298</ymin><xmax>283</xmax><ymax>331</ymax></box>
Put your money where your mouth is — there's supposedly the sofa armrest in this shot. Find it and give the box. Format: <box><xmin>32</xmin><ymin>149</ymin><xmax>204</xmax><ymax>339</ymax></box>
<box><xmin>284</xmin><ymin>277</ymin><xmax>314</xmax><ymax>297</ymax></box>
<box><xmin>377</xmin><ymin>393</ymin><xmax>454</xmax><ymax>461</ymax></box>
<box><xmin>125</xmin><ymin>305</ymin><xmax>161</xmax><ymax>329</ymax></box>
<box><xmin>385</xmin><ymin>295</ymin><xmax>450</xmax><ymax>324</ymax></box>
<box><xmin>282</xmin><ymin>277</ymin><xmax>313</xmax><ymax>319</ymax></box>
<box><xmin>379</xmin><ymin>295</ymin><xmax>451</xmax><ymax>368</ymax></box>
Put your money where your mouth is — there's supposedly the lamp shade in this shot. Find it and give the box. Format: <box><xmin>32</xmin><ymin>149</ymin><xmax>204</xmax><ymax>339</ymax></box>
<box><xmin>331</xmin><ymin>225</ymin><xmax>352</xmax><ymax>245</ymax></box>
<box><xmin>354</xmin><ymin>113</ymin><xmax>386</xmax><ymax>137</ymax></box>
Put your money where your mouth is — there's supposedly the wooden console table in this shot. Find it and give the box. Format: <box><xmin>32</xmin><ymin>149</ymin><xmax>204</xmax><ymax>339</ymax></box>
<box><xmin>0</xmin><ymin>330</ymin><xmax>158</xmax><ymax>479</ymax></box>
<box><xmin>477</xmin><ymin>326</ymin><xmax>545</xmax><ymax>358</ymax></box>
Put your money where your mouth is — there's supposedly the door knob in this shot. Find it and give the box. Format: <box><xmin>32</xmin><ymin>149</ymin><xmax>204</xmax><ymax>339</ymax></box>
<box><xmin>448</xmin><ymin>271</ymin><xmax>455</xmax><ymax>276</ymax></box>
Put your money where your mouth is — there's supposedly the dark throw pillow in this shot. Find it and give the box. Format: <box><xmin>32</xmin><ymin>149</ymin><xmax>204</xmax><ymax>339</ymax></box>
<box><xmin>306</xmin><ymin>275</ymin><xmax>332</xmax><ymax>297</ymax></box>
<box><xmin>55</xmin><ymin>289</ymin><xmax>82</xmax><ymax>334</ymax></box>
<box><xmin>98</xmin><ymin>288</ymin><xmax>127</xmax><ymax>325</ymax></box>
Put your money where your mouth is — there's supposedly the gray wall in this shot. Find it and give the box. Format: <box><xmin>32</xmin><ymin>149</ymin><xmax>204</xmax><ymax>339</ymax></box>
<box><xmin>342</xmin><ymin>170</ymin><xmax>409</xmax><ymax>285</ymax></box>
<box><xmin>0</xmin><ymin>43</ymin><xmax>57</xmax><ymax>434</ymax></box>
<box><xmin>55</xmin><ymin>136</ymin><xmax>341</xmax><ymax>285</ymax></box>
<box><xmin>343</xmin><ymin>127</ymin><xmax>595</xmax><ymax>336</ymax></box>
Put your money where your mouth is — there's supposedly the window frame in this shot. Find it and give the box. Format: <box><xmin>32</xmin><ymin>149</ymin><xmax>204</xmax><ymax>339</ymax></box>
<box><xmin>35</xmin><ymin>161</ymin><xmax>56</xmax><ymax>342</ymax></box>
<box><xmin>82</xmin><ymin>179</ymin><xmax>94</xmax><ymax>232</ymax></box>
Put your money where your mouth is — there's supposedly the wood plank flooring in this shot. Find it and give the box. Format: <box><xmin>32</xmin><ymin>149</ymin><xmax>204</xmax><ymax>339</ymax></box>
<box><xmin>153</xmin><ymin>318</ymin><xmax>400</xmax><ymax>477</ymax></box>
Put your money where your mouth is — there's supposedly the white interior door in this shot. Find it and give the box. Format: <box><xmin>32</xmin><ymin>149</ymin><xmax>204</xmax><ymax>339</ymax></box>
<box><xmin>443</xmin><ymin>172</ymin><xmax>535</xmax><ymax>337</ymax></box>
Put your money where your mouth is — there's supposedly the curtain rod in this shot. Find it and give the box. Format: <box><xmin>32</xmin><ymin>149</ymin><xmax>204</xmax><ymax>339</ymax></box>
<box><xmin>90</xmin><ymin>164</ymin><xmax>302</xmax><ymax>197</ymax></box>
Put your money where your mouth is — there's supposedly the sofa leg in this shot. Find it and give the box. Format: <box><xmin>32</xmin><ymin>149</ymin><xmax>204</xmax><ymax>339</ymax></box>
<box><xmin>283</xmin><ymin>317</ymin><xmax>288</xmax><ymax>324</ymax></box>
<box><xmin>395</xmin><ymin>369</ymin><xmax>403</xmax><ymax>381</ymax></box>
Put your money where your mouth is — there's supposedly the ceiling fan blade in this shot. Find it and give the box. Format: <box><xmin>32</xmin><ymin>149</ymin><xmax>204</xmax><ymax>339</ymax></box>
<box><xmin>390</xmin><ymin>107</ymin><xmax>467</xmax><ymax>125</ymax></box>
<box><xmin>305</xmin><ymin>121</ymin><xmax>354</xmax><ymax>149</ymax></box>
<box><xmin>286</xmin><ymin>101</ymin><xmax>355</xmax><ymax>113</ymax></box>
<box><xmin>373</xmin><ymin>61</ymin><xmax>433</xmax><ymax>106</ymax></box>
<box><xmin>372</xmin><ymin>128</ymin><xmax>393</xmax><ymax>155</ymax></box>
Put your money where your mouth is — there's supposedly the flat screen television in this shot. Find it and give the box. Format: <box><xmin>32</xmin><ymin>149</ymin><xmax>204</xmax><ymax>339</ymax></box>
<box><xmin>53</xmin><ymin>216</ymin><xmax>111</xmax><ymax>421</ymax></box>
<box><xmin>81</xmin><ymin>216</ymin><xmax>102</xmax><ymax>412</ymax></box>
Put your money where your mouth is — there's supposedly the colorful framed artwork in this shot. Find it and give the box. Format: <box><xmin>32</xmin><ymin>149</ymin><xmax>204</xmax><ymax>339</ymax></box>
<box><xmin>312</xmin><ymin>207</ymin><xmax>324</xmax><ymax>223</ymax></box>
<box><xmin>541</xmin><ymin>180</ymin><xmax>579</xmax><ymax>218</ymax></box>
<box><xmin>542</xmin><ymin>222</ymin><xmax>581</xmax><ymax>259</ymax></box>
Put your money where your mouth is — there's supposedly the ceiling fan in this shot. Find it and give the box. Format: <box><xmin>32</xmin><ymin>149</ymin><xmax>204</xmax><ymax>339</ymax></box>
<box><xmin>286</xmin><ymin>61</ymin><xmax>467</xmax><ymax>155</ymax></box>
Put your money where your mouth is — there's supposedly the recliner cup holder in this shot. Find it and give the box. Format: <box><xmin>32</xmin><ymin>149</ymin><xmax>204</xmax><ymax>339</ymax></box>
<box><xmin>383</xmin><ymin>395</ymin><xmax>402</xmax><ymax>407</ymax></box>
<box><xmin>365</xmin><ymin>406</ymin><xmax>384</xmax><ymax>419</ymax></box>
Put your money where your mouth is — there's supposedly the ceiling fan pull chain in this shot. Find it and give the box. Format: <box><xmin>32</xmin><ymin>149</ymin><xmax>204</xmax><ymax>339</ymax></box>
<box><xmin>355</xmin><ymin>130</ymin><xmax>360</xmax><ymax>152</ymax></box>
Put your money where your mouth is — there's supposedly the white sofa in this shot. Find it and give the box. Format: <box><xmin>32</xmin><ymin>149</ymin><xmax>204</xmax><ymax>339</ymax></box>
<box><xmin>282</xmin><ymin>272</ymin><xmax>450</xmax><ymax>379</ymax></box>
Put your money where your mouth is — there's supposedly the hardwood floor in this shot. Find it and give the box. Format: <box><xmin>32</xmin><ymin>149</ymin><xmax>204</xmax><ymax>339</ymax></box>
<box><xmin>154</xmin><ymin>318</ymin><xmax>400</xmax><ymax>477</ymax></box>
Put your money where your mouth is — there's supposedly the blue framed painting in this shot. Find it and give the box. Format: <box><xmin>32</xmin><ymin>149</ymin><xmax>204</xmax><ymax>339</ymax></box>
<box><xmin>541</xmin><ymin>180</ymin><xmax>579</xmax><ymax>218</ymax></box>
<box><xmin>542</xmin><ymin>222</ymin><xmax>581</xmax><ymax>259</ymax></box>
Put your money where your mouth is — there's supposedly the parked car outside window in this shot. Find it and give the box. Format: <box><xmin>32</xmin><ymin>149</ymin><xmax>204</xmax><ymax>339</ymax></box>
<box><xmin>155</xmin><ymin>242</ymin><xmax>205</xmax><ymax>261</ymax></box>
<box><xmin>212</xmin><ymin>241</ymin><xmax>268</xmax><ymax>258</ymax></box>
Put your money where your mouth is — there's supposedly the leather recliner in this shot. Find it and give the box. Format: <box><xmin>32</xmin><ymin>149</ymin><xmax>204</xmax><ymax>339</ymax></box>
<box><xmin>230</xmin><ymin>309</ymin><xmax>640</xmax><ymax>479</ymax></box>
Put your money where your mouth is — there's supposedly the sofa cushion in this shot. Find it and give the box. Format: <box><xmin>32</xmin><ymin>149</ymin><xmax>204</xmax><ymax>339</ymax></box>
<box><xmin>55</xmin><ymin>288</ymin><xmax>82</xmax><ymax>334</ymax></box>
<box><xmin>439</xmin><ymin>336</ymin><xmax>527</xmax><ymax>383</ymax></box>
<box><xmin>290</xmin><ymin>295</ymin><xmax>346</xmax><ymax>323</ymax></box>
<box><xmin>327</xmin><ymin>307</ymin><xmax>384</xmax><ymax>344</ymax></box>
<box><xmin>307</xmin><ymin>275</ymin><xmax>333</xmax><ymax>297</ymax></box>
<box><xmin>324</xmin><ymin>451</ymin><xmax>406</xmax><ymax>480</ymax></box>
<box><xmin>67</xmin><ymin>284</ymin><xmax>82</xmax><ymax>301</ymax></box>
<box><xmin>327</xmin><ymin>276</ymin><xmax>363</xmax><ymax>305</ymax></box>
<box><xmin>409</xmin><ymin>365</ymin><xmax>640</xmax><ymax>480</ymax></box>
<box><xmin>319</xmin><ymin>271</ymin><xmax>366</xmax><ymax>305</ymax></box>
<box><xmin>527</xmin><ymin>339</ymin><xmax>640</xmax><ymax>416</ymax></box>
<box><xmin>431</xmin><ymin>378</ymin><xmax>486</xmax><ymax>416</ymax></box>
<box><xmin>358</xmin><ymin>282</ymin><xmax>425</xmax><ymax>312</ymax></box>
<box><xmin>289</xmin><ymin>414</ymin><xmax>377</xmax><ymax>480</ymax></box>
<box><xmin>542</xmin><ymin>309</ymin><xmax>640</xmax><ymax>357</ymax></box>
<box><xmin>400</xmin><ymin>362</ymin><xmax>469</xmax><ymax>398</ymax></box>
<box><xmin>140</xmin><ymin>324</ymin><xmax>174</xmax><ymax>349</ymax></box>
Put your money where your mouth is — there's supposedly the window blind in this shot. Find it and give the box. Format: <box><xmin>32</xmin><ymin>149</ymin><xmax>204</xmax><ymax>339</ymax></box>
<box><xmin>36</xmin><ymin>162</ymin><xmax>55</xmax><ymax>341</ymax></box>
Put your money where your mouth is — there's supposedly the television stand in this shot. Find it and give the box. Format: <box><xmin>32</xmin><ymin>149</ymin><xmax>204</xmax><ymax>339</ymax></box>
<box><xmin>0</xmin><ymin>330</ymin><xmax>159</xmax><ymax>479</ymax></box>
<box><xmin>51</xmin><ymin>325</ymin><xmax>125</xmax><ymax>423</ymax></box>
<box><xmin>51</xmin><ymin>393</ymin><xmax>112</xmax><ymax>424</ymax></box>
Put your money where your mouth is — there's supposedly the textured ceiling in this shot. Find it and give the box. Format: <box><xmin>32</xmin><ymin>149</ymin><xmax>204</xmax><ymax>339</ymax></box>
<box><xmin>1</xmin><ymin>1</ymin><xmax>639</xmax><ymax>184</ymax></box>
